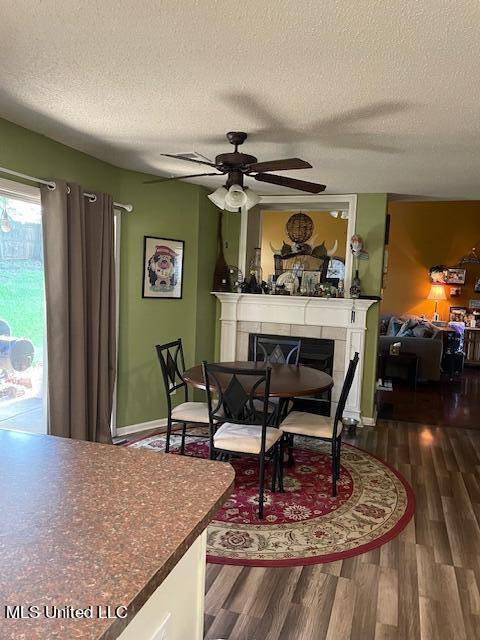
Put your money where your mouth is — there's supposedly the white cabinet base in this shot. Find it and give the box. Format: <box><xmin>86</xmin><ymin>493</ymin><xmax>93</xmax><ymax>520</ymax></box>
<box><xmin>118</xmin><ymin>532</ymin><xmax>207</xmax><ymax>640</ymax></box>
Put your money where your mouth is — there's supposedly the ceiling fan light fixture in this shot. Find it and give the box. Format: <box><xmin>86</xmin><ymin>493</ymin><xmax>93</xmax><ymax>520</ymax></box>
<box><xmin>244</xmin><ymin>187</ymin><xmax>261</xmax><ymax>210</ymax></box>
<box><xmin>224</xmin><ymin>202</ymin><xmax>240</xmax><ymax>213</ymax></box>
<box><xmin>207</xmin><ymin>186</ymin><xmax>228</xmax><ymax>208</ymax></box>
<box><xmin>225</xmin><ymin>184</ymin><xmax>248</xmax><ymax>209</ymax></box>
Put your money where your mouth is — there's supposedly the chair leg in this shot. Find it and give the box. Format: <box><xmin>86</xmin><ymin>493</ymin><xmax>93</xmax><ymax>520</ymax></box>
<box><xmin>331</xmin><ymin>439</ymin><xmax>337</xmax><ymax>497</ymax></box>
<box><xmin>278</xmin><ymin>438</ymin><xmax>285</xmax><ymax>493</ymax></box>
<box><xmin>165</xmin><ymin>418</ymin><xmax>173</xmax><ymax>453</ymax></box>
<box><xmin>287</xmin><ymin>433</ymin><xmax>295</xmax><ymax>467</ymax></box>
<box><xmin>271</xmin><ymin>447</ymin><xmax>278</xmax><ymax>492</ymax></box>
<box><xmin>336</xmin><ymin>438</ymin><xmax>342</xmax><ymax>480</ymax></box>
<box><xmin>180</xmin><ymin>423</ymin><xmax>186</xmax><ymax>455</ymax></box>
<box><xmin>258</xmin><ymin>453</ymin><xmax>266</xmax><ymax>519</ymax></box>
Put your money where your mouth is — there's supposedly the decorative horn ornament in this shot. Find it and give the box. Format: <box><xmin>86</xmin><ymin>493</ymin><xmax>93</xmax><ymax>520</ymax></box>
<box><xmin>326</xmin><ymin>240</ymin><xmax>338</xmax><ymax>257</ymax></box>
<box><xmin>269</xmin><ymin>242</ymin><xmax>282</xmax><ymax>255</ymax></box>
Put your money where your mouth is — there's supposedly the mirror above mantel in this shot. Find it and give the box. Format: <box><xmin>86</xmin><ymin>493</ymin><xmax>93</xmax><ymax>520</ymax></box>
<box><xmin>239</xmin><ymin>194</ymin><xmax>357</xmax><ymax>296</ymax></box>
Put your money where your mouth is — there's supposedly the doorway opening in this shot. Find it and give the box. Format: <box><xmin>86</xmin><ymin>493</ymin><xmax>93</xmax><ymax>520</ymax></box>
<box><xmin>0</xmin><ymin>180</ymin><xmax>46</xmax><ymax>434</ymax></box>
<box><xmin>377</xmin><ymin>200</ymin><xmax>480</xmax><ymax>428</ymax></box>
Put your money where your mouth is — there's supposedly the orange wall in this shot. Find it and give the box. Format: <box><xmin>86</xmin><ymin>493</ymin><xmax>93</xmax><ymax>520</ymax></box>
<box><xmin>382</xmin><ymin>201</ymin><xmax>480</xmax><ymax>320</ymax></box>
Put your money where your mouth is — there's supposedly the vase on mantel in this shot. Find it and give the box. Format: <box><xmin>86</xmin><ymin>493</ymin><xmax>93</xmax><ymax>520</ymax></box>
<box><xmin>350</xmin><ymin>269</ymin><xmax>361</xmax><ymax>298</ymax></box>
<box><xmin>248</xmin><ymin>247</ymin><xmax>263</xmax><ymax>283</ymax></box>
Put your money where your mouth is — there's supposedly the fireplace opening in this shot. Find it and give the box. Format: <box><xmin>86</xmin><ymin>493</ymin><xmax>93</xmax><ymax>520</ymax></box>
<box><xmin>248</xmin><ymin>333</ymin><xmax>334</xmax><ymax>416</ymax></box>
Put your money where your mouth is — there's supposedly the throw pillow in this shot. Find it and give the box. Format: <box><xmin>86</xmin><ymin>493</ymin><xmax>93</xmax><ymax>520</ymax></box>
<box><xmin>387</xmin><ymin>316</ymin><xmax>403</xmax><ymax>336</ymax></box>
<box><xmin>397</xmin><ymin>318</ymin><xmax>418</xmax><ymax>337</ymax></box>
<box><xmin>412</xmin><ymin>325</ymin><xmax>433</xmax><ymax>338</ymax></box>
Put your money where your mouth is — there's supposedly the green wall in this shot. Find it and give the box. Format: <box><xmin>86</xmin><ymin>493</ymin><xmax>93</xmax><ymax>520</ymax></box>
<box><xmin>0</xmin><ymin>117</ymin><xmax>120</xmax><ymax>195</ymax></box>
<box><xmin>0</xmin><ymin>117</ymin><xmax>220</xmax><ymax>427</ymax></box>
<box><xmin>115</xmin><ymin>172</ymin><xmax>220</xmax><ymax>425</ymax></box>
<box><xmin>355</xmin><ymin>194</ymin><xmax>388</xmax><ymax>420</ymax></box>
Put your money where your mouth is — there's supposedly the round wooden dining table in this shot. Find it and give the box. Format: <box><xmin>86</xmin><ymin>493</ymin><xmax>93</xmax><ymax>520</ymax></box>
<box><xmin>183</xmin><ymin>361</ymin><xmax>333</xmax><ymax>399</ymax></box>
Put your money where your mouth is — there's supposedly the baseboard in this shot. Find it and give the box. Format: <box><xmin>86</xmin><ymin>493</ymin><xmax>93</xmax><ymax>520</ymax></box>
<box><xmin>115</xmin><ymin>418</ymin><xmax>168</xmax><ymax>438</ymax></box>
<box><xmin>361</xmin><ymin>406</ymin><xmax>378</xmax><ymax>427</ymax></box>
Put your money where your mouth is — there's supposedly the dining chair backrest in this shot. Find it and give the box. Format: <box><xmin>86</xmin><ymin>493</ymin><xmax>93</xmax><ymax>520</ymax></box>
<box><xmin>253</xmin><ymin>335</ymin><xmax>301</xmax><ymax>365</ymax></box>
<box><xmin>332</xmin><ymin>352</ymin><xmax>359</xmax><ymax>437</ymax></box>
<box><xmin>155</xmin><ymin>339</ymin><xmax>188</xmax><ymax>409</ymax></box>
<box><xmin>202</xmin><ymin>361</ymin><xmax>272</xmax><ymax>428</ymax></box>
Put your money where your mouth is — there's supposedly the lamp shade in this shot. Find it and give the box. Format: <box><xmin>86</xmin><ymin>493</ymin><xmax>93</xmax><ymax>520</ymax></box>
<box><xmin>427</xmin><ymin>284</ymin><xmax>447</xmax><ymax>301</ymax></box>
<box><xmin>225</xmin><ymin>184</ymin><xmax>248</xmax><ymax>209</ymax></box>
<box><xmin>244</xmin><ymin>187</ymin><xmax>260</xmax><ymax>210</ymax></box>
<box><xmin>207</xmin><ymin>186</ymin><xmax>228</xmax><ymax>209</ymax></box>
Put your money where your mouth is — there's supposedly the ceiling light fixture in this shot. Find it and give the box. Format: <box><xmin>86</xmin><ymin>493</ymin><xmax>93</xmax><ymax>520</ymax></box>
<box><xmin>208</xmin><ymin>185</ymin><xmax>260</xmax><ymax>212</ymax></box>
<box><xmin>207</xmin><ymin>186</ymin><xmax>228</xmax><ymax>208</ymax></box>
<box><xmin>225</xmin><ymin>184</ymin><xmax>247</xmax><ymax>209</ymax></box>
<box><xmin>244</xmin><ymin>187</ymin><xmax>261</xmax><ymax>210</ymax></box>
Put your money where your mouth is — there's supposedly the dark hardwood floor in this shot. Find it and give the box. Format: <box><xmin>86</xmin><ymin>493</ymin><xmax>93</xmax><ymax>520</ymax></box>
<box><xmin>204</xmin><ymin>421</ymin><xmax>480</xmax><ymax>640</ymax></box>
<box><xmin>378</xmin><ymin>367</ymin><xmax>480</xmax><ymax>429</ymax></box>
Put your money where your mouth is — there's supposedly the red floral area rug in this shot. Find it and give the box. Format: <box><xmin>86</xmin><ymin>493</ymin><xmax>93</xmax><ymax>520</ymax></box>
<box><xmin>126</xmin><ymin>433</ymin><xmax>414</xmax><ymax>567</ymax></box>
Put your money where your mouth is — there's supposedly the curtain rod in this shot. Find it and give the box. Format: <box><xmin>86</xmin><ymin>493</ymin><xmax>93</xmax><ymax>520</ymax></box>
<box><xmin>0</xmin><ymin>166</ymin><xmax>133</xmax><ymax>212</ymax></box>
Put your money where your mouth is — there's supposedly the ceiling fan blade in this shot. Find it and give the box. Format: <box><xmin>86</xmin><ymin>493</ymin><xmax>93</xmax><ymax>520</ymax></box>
<box><xmin>253</xmin><ymin>173</ymin><xmax>326</xmax><ymax>193</ymax></box>
<box><xmin>247</xmin><ymin>158</ymin><xmax>312</xmax><ymax>172</ymax></box>
<box><xmin>144</xmin><ymin>172</ymin><xmax>221</xmax><ymax>184</ymax></box>
<box><xmin>160</xmin><ymin>153</ymin><xmax>218</xmax><ymax>168</ymax></box>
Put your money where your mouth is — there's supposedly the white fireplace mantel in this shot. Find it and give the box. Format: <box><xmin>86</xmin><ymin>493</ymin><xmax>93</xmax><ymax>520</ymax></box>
<box><xmin>213</xmin><ymin>292</ymin><xmax>378</xmax><ymax>424</ymax></box>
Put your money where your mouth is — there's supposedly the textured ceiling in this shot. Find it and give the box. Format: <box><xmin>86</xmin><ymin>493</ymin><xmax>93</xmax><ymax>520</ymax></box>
<box><xmin>1</xmin><ymin>0</ymin><xmax>480</xmax><ymax>197</ymax></box>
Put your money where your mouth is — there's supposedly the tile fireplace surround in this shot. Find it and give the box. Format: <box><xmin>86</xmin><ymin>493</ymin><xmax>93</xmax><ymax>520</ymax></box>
<box><xmin>213</xmin><ymin>293</ymin><xmax>377</xmax><ymax>425</ymax></box>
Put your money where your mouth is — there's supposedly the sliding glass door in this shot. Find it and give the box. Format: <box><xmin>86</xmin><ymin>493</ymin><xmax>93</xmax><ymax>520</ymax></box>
<box><xmin>0</xmin><ymin>179</ymin><xmax>46</xmax><ymax>433</ymax></box>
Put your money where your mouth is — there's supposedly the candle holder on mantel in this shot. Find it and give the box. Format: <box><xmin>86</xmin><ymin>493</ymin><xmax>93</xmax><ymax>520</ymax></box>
<box><xmin>240</xmin><ymin>247</ymin><xmax>266</xmax><ymax>294</ymax></box>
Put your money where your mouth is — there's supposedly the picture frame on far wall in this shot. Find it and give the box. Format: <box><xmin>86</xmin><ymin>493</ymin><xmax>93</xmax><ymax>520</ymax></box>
<box><xmin>445</xmin><ymin>267</ymin><xmax>466</xmax><ymax>285</ymax></box>
<box><xmin>142</xmin><ymin>236</ymin><xmax>185</xmax><ymax>299</ymax></box>
<box><xmin>449</xmin><ymin>306</ymin><xmax>468</xmax><ymax>322</ymax></box>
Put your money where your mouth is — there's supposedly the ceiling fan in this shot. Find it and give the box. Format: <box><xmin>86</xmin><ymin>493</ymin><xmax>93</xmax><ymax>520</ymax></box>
<box><xmin>144</xmin><ymin>132</ymin><xmax>326</xmax><ymax>209</ymax></box>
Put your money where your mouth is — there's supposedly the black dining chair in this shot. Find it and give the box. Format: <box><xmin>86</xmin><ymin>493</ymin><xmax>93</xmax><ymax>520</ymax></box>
<box><xmin>279</xmin><ymin>352</ymin><xmax>359</xmax><ymax>497</ymax></box>
<box><xmin>252</xmin><ymin>335</ymin><xmax>302</xmax><ymax>420</ymax></box>
<box><xmin>253</xmin><ymin>335</ymin><xmax>302</xmax><ymax>365</ymax></box>
<box><xmin>155</xmin><ymin>339</ymin><xmax>209</xmax><ymax>454</ymax></box>
<box><xmin>202</xmin><ymin>361</ymin><xmax>283</xmax><ymax>519</ymax></box>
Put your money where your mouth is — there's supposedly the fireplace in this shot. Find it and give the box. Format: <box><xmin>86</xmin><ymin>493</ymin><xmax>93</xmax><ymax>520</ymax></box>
<box><xmin>248</xmin><ymin>333</ymin><xmax>334</xmax><ymax>416</ymax></box>
<box><xmin>213</xmin><ymin>292</ymin><xmax>378</xmax><ymax>424</ymax></box>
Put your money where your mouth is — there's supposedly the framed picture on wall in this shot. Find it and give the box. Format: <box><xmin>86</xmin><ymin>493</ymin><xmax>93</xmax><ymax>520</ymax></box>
<box><xmin>445</xmin><ymin>268</ymin><xmax>466</xmax><ymax>284</ymax></box>
<box><xmin>142</xmin><ymin>236</ymin><xmax>184</xmax><ymax>299</ymax></box>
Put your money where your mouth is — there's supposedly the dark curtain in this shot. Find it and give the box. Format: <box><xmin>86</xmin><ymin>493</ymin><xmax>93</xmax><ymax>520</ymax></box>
<box><xmin>41</xmin><ymin>181</ymin><xmax>116</xmax><ymax>443</ymax></box>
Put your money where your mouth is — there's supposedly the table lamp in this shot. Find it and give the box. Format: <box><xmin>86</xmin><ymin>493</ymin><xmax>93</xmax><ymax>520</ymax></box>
<box><xmin>427</xmin><ymin>284</ymin><xmax>447</xmax><ymax>321</ymax></box>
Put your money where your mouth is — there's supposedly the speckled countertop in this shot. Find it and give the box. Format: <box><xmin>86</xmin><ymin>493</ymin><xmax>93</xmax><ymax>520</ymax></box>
<box><xmin>0</xmin><ymin>429</ymin><xmax>234</xmax><ymax>640</ymax></box>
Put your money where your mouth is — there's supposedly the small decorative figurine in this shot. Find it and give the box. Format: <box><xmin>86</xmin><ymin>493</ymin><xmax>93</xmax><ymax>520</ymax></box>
<box><xmin>350</xmin><ymin>234</ymin><xmax>369</xmax><ymax>260</ymax></box>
